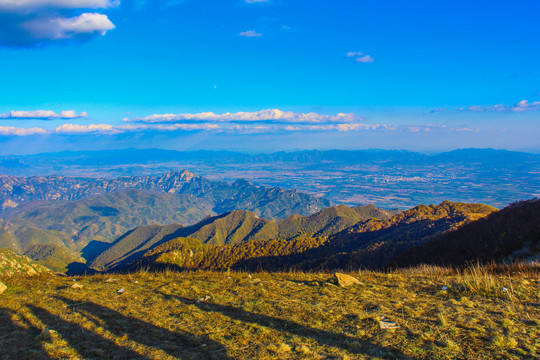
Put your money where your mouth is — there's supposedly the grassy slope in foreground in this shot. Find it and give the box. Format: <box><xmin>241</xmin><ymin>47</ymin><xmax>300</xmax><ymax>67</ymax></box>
<box><xmin>0</xmin><ymin>267</ymin><xmax>538</xmax><ymax>359</ymax></box>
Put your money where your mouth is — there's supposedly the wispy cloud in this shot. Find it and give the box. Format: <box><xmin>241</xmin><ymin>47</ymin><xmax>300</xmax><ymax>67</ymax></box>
<box><xmin>355</xmin><ymin>55</ymin><xmax>374</xmax><ymax>63</ymax></box>
<box><xmin>55</xmin><ymin>122</ymin><xmax>221</xmax><ymax>134</ymax></box>
<box><xmin>432</xmin><ymin>99</ymin><xmax>540</xmax><ymax>113</ymax></box>
<box><xmin>239</xmin><ymin>30</ymin><xmax>262</xmax><ymax>37</ymax></box>
<box><xmin>0</xmin><ymin>110</ymin><xmax>88</xmax><ymax>120</ymax></box>
<box><xmin>347</xmin><ymin>50</ymin><xmax>374</xmax><ymax>63</ymax></box>
<box><xmin>0</xmin><ymin>121</ymin><xmax>481</xmax><ymax>137</ymax></box>
<box><xmin>55</xmin><ymin>123</ymin><xmax>117</xmax><ymax>134</ymax></box>
<box><xmin>0</xmin><ymin>1</ymin><xmax>119</xmax><ymax>11</ymax></box>
<box><xmin>346</xmin><ymin>51</ymin><xmax>363</xmax><ymax>57</ymax></box>
<box><xmin>124</xmin><ymin>109</ymin><xmax>362</xmax><ymax>125</ymax></box>
<box><xmin>0</xmin><ymin>0</ymin><xmax>117</xmax><ymax>47</ymax></box>
<box><xmin>0</xmin><ymin>126</ymin><xmax>47</xmax><ymax>136</ymax></box>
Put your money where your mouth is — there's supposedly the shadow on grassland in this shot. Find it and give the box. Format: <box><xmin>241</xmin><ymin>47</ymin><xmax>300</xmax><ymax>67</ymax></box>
<box><xmin>160</xmin><ymin>292</ymin><xmax>416</xmax><ymax>360</ymax></box>
<box><xmin>26</xmin><ymin>304</ymin><xmax>147</xmax><ymax>360</ymax></box>
<box><xmin>0</xmin><ymin>307</ymin><xmax>51</xmax><ymax>360</ymax></box>
<box><xmin>54</xmin><ymin>296</ymin><xmax>232</xmax><ymax>360</ymax></box>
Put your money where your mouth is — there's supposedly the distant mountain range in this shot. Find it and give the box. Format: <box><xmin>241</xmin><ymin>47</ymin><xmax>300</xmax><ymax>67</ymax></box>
<box><xmin>0</xmin><ymin>170</ymin><xmax>330</xmax><ymax>219</ymax></box>
<box><xmin>1</xmin><ymin>148</ymin><xmax>538</xmax><ymax>209</ymax></box>
<box><xmin>2</xmin><ymin>148</ymin><xmax>540</xmax><ymax>171</ymax></box>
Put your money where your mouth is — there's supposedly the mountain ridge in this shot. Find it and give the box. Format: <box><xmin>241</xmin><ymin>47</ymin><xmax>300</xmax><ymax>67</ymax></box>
<box><xmin>89</xmin><ymin>204</ymin><xmax>397</xmax><ymax>271</ymax></box>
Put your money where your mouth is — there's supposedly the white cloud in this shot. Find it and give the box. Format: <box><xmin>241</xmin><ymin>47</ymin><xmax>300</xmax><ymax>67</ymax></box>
<box><xmin>512</xmin><ymin>99</ymin><xmax>540</xmax><ymax>112</ymax></box>
<box><xmin>0</xmin><ymin>126</ymin><xmax>47</xmax><ymax>136</ymax></box>
<box><xmin>347</xmin><ymin>51</ymin><xmax>374</xmax><ymax>63</ymax></box>
<box><xmin>239</xmin><ymin>30</ymin><xmax>262</xmax><ymax>37</ymax></box>
<box><xmin>0</xmin><ymin>110</ymin><xmax>88</xmax><ymax>119</ymax></box>
<box><xmin>0</xmin><ymin>0</ymin><xmax>117</xmax><ymax>47</ymax></box>
<box><xmin>355</xmin><ymin>55</ymin><xmax>374</xmax><ymax>63</ymax></box>
<box><xmin>125</xmin><ymin>109</ymin><xmax>362</xmax><ymax>124</ymax></box>
<box><xmin>22</xmin><ymin>13</ymin><xmax>114</xmax><ymax>39</ymax></box>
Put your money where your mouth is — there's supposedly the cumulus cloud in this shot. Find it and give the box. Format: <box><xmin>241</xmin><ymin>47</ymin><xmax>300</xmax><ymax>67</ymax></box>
<box><xmin>22</xmin><ymin>13</ymin><xmax>115</xmax><ymax>40</ymax></box>
<box><xmin>239</xmin><ymin>30</ymin><xmax>261</xmax><ymax>37</ymax></box>
<box><xmin>0</xmin><ymin>110</ymin><xmax>88</xmax><ymax>119</ymax></box>
<box><xmin>0</xmin><ymin>0</ymin><xmax>117</xmax><ymax>47</ymax></box>
<box><xmin>125</xmin><ymin>109</ymin><xmax>362</xmax><ymax>125</ymax></box>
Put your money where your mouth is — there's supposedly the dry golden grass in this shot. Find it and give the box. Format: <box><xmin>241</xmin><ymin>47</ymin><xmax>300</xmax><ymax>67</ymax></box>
<box><xmin>0</xmin><ymin>264</ymin><xmax>538</xmax><ymax>359</ymax></box>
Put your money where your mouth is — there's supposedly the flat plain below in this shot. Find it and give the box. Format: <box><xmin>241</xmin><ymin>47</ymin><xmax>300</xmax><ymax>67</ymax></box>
<box><xmin>1</xmin><ymin>267</ymin><xmax>538</xmax><ymax>359</ymax></box>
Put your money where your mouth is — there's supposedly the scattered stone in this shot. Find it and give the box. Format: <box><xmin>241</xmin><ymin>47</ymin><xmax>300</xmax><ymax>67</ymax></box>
<box><xmin>0</xmin><ymin>281</ymin><xmax>6</xmax><ymax>295</ymax></box>
<box><xmin>117</xmin><ymin>288</ymin><xmax>126</xmax><ymax>294</ymax></box>
<box><xmin>379</xmin><ymin>317</ymin><xmax>399</xmax><ymax>329</ymax></box>
<box><xmin>197</xmin><ymin>295</ymin><xmax>212</xmax><ymax>303</ymax></box>
<box><xmin>251</xmin><ymin>278</ymin><xmax>262</xmax><ymax>285</ymax></box>
<box><xmin>105</xmin><ymin>278</ymin><xmax>120</xmax><ymax>283</ymax></box>
<box><xmin>295</xmin><ymin>345</ymin><xmax>310</xmax><ymax>354</ymax></box>
<box><xmin>323</xmin><ymin>282</ymin><xmax>338</xmax><ymax>288</ymax></box>
<box><xmin>71</xmin><ymin>283</ymin><xmax>84</xmax><ymax>289</ymax></box>
<box><xmin>334</xmin><ymin>273</ymin><xmax>362</xmax><ymax>287</ymax></box>
<box><xmin>40</xmin><ymin>327</ymin><xmax>57</xmax><ymax>341</ymax></box>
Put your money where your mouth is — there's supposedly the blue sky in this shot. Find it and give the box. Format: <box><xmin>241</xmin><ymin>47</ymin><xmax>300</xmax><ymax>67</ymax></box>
<box><xmin>0</xmin><ymin>0</ymin><xmax>539</xmax><ymax>154</ymax></box>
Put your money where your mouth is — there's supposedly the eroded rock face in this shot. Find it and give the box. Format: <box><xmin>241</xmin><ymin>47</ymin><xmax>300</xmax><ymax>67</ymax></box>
<box><xmin>334</xmin><ymin>272</ymin><xmax>362</xmax><ymax>287</ymax></box>
<box><xmin>0</xmin><ymin>248</ymin><xmax>50</xmax><ymax>278</ymax></box>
